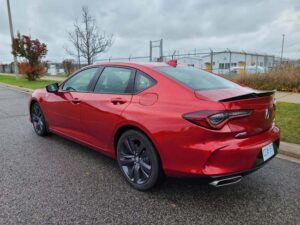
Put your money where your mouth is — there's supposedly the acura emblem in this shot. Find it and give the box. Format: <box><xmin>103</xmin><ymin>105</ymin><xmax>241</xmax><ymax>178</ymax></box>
<box><xmin>265</xmin><ymin>108</ymin><xmax>270</xmax><ymax>120</ymax></box>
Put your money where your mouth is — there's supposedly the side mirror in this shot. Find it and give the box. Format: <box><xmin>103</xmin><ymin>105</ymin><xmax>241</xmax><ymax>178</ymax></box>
<box><xmin>46</xmin><ymin>83</ymin><xmax>59</xmax><ymax>93</ymax></box>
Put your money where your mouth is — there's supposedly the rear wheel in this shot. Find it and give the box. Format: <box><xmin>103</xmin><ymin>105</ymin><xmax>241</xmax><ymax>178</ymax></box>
<box><xmin>30</xmin><ymin>102</ymin><xmax>49</xmax><ymax>136</ymax></box>
<box><xmin>117</xmin><ymin>130</ymin><xmax>161</xmax><ymax>191</ymax></box>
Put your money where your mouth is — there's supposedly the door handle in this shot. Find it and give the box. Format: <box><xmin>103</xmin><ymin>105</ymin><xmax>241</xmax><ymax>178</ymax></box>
<box><xmin>71</xmin><ymin>98</ymin><xmax>81</xmax><ymax>104</ymax></box>
<box><xmin>111</xmin><ymin>98</ymin><xmax>127</xmax><ymax>105</ymax></box>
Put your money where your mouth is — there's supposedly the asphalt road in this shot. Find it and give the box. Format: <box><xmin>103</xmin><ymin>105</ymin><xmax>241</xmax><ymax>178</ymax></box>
<box><xmin>0</xmin><ymin>85</ymin><xmax>299</xmax><ymax>225</ymax></box>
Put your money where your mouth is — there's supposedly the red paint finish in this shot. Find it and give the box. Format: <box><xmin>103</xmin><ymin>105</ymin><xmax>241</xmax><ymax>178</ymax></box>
<box><xmin>30</xmin><ymin>62</ymin><xmax>280</xmax><ymax>178</ymax></box>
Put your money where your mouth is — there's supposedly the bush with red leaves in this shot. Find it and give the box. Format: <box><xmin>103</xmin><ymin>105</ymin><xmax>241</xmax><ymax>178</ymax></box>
<box><xmin>12</xmin><ymin>33</ymin><xmax>47</xmax><ymax>81</ymax></box>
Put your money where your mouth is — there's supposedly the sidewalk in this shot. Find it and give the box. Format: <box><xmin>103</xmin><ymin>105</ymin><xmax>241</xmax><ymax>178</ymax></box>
<box><xmin>41</xmin><ymin>76</ymin><xmax>65</xmax><ymax>81</ymax></box>
<box><xmin>275</xmin><ymin>91</ymin><xmax>300</xmax><ymax>104</ymax></box>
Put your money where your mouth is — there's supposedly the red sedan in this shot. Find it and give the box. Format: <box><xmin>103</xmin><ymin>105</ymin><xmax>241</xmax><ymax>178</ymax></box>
<box><xmin>29</xmin><ymin>62</ymin><xmax>280</xmax><ymax>191</ymax></box>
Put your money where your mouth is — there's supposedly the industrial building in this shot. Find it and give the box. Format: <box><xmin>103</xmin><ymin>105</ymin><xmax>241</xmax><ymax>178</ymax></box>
<box><xmin>177</xmin><ymin>51</ymin><xmax>276</xmax><ymax>75</ymax></box>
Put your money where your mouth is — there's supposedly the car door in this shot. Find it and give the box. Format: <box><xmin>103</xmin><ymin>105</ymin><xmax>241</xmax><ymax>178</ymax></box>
<box><xmin>45</xmin><ymin>67</ymin><xmax>100</xmax><ymax>137</ymax></box>
<box><xmin>80</xmin><ymin>66</ymin><xmax>135</xmax><ymax>152</ymax></box>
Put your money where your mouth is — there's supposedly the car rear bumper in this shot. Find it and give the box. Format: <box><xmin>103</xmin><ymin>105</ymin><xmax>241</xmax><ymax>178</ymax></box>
<box><xmin>207</xmin><ymin>147</ymin><xmax>278</xmax><ymax>187</ymax></box>
<box><xmin>163</xmin><ymin>125</ymin><xmax>280</xmax><ymax>177</ymax></box>
<box><xmin>209</xmin><ymin>144</ymin><xmax>278</xmax><ymax>178</ymax></box>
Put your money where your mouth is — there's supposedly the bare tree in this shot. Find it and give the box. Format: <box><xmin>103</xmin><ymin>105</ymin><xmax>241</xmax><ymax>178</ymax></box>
<box><xmin>66</xmin><ymin>6</ymin><xmax>113</xmax><ymax>65</ymax></box>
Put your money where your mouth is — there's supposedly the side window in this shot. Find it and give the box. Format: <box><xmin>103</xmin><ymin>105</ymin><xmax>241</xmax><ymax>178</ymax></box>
<box><xmin>62</xmin><ymin>67</ymin><xmax>99</xmax><ymax>92</ymax></box>
<box><xmin>134</xmin><ymin>71</ymin><xmax>156</xmax><ymax>93</ymax></box>
<box><xmin>94</xmin><ymin>67</ymin><xmax>133</xmax><ymax>94</ymax></box>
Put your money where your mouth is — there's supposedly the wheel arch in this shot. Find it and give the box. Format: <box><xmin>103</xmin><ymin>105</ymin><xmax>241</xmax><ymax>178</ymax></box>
<box><xmin>113</xmin><ymin>124</ymin><xmax>164</xmax><ymax>172</ymax></box>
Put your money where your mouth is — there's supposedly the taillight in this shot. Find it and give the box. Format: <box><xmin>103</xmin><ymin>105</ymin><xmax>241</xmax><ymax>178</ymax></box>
<box><xmin>183</xmin><ymin>110</ymin><xmax>252</xmax><ymax>129</ymax></box>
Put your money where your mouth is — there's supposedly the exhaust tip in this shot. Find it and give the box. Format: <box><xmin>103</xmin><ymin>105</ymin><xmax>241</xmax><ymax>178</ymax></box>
<box><xmin>210</xmin><ymin>176</ymin><xmax>242</xmax><ymax>187</ymax></box>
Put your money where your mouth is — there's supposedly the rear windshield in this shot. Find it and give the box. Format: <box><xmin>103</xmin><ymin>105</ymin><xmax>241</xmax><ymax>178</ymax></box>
<box><xmin>155</xmin><ymin>66</ymin><xmax>236</xmax><ymax>91</ymax></box>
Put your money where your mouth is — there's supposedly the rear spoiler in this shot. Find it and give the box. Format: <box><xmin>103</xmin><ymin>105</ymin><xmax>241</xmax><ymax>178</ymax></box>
<box><xmin>219</xmin><ymin>90</ymin><xmax>275</xmax><ymax>102</ymax></box>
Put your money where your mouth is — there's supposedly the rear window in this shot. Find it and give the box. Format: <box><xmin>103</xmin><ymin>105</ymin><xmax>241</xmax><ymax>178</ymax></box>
<box><xmin>155</xmin><ymin>66</ymin><xmax>236</xmax><ymax>91</ymax></box>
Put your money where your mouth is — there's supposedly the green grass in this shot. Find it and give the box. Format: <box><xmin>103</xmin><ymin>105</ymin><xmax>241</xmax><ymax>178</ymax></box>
<box><xmin>0</xmin><ymin>74</ymin><xmax>61</xmax><ymax>90</ymax></box>
<box><xmin>276</xmin><ymin>102</ymin><xmax>300</xmax><ymax>144</ymax></box>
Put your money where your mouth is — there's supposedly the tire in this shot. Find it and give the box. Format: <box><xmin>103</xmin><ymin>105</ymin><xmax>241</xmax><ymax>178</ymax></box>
<box><xmin>116</xmin><ymin>130</ymin><xmax>161</xmax><ymax>191</ymax></box>
<box><xmin>30</xmin><ymin>102</ymin><xmax>49</xmax><ymax>136</ymax></box>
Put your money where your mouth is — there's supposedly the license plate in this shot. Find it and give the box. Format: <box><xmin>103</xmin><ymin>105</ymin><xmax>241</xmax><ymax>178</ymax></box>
<box><xmin>262</xmin><ymin>143</ymin><xmax>275</xmax><ymax>161</ymax></box>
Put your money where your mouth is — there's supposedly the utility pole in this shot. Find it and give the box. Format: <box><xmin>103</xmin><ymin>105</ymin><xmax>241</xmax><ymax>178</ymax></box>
<box><xmin>280</xmin><ymin>34</ymin><xmax>285</xmax><ymax>64</ymax></box>
<box><xmin>6</xmin><ymin>0</ymin><xmax>19</xmax><ymax>79</ymax></box>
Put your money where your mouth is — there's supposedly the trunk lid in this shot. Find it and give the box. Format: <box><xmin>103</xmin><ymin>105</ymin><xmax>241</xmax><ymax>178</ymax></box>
<box><xmin>195</xmin><ymin>88</ymin><xmax>276</xmax><ymax>137</ymax></box>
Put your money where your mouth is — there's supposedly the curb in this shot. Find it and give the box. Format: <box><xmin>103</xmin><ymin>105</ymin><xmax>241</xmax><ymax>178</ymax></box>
<box><xmin>279</xmin><ymin>142</ymin><xmax>300</xmax><ymax>159</ymax></box>
<box><xmin>0</xmin><ymin>83</ymin><xmax>33</xmax><ymax>94</ymax></box>
<box><xmin>276</xmin><ymin>154</ymin><xmax>300</xmax><ymax>164</ymax></box>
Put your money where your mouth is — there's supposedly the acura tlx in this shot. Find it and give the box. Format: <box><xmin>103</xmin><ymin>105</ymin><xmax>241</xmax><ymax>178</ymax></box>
<box><xmin>29</xmin><ymin>61</ymin><xmax>279</xmax><ymax>191</ymax></box>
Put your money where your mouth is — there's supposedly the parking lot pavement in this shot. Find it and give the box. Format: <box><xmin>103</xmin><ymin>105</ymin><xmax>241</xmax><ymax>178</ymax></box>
<box><xmin>0</xmin><ymin>85</ymin><xmax>299</xmax><ymax>225</ymax></box>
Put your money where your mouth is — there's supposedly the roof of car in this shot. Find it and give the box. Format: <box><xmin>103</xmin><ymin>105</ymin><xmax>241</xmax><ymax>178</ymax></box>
<box><xmin>92</xmin><ymin>61</ymin><xmax>169</xmax><ymax>68</ymax></box>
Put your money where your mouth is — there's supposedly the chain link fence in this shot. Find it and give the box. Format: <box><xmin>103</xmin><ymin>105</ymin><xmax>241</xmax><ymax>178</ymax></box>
<box><xmin>94</xmin><ymin>49</ymin><xmax>280</xmax><ymax>75</ymax></box>
<box><xmin>1</xmin><ymin>48</ymin><xmax>285</xmax><ymax>76</ymax></box>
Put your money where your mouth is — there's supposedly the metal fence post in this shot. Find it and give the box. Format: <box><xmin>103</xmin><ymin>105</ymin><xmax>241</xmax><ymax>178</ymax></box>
<box><xmin>256</xmin><ymin>53</ymin><xmax>258</xmax><ymax>73</ymax></box>
<box><xmin>160</xmin><ymin>39</ymin><xmax>163</xmax><ymax>60</ymax></box>
<box><xmin>264</xmin><ymin>55</ymin><xmax>267</xmax><ymax>73</ymax></box>
<box><xmin>244</xmin><ymin>52</ymin><xmax>247</xmax><ymax>73</ymax></box>
<box><xmin>227</xmin><ymin>48</ymin><xmax>231</xmax><ymax>74</ymax></box>
<box><xmin>149</xmin><ymin>41</ymin><xmax>152</xmax><ymax>62</ymax></box>
<box><xmin>210</xmin><ymin>48</ymin><xmax>213</xmax><ymax>73</ymax></box>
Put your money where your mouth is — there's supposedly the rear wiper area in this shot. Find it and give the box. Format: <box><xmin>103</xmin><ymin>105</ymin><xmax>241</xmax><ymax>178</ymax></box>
<box><xmin>219</xmin><ymin>90</ymin><xmax>275</xmax><ymax>102</ymax></box>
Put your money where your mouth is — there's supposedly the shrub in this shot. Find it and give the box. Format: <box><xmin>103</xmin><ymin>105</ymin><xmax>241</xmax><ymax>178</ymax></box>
<box><xmin>18</xmin><ymin>62</ymin><xmax>47</xmax><ymax>81</ymax></box>
<box><xmin>232</xmin><ymin>64</ymin><xmax>300</xmax><ymax>92</ymax></box>
<box><xmin>12</xmin><ymin>33</ymin><xmax>47</xmax><ymax>81</ymax></box>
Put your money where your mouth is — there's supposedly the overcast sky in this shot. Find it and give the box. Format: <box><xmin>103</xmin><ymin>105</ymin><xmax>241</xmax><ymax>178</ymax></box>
<box><xmin>1</xmin><ymin>0</ymin><xmax>300</xmax><ymax>63</ymax></box>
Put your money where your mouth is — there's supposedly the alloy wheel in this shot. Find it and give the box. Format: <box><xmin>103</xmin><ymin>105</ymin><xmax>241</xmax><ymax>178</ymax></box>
<box><xmin>31</xmin><ymin>104</ymin><xmax>45</xmax><ymax>135</ymax></box>
<box><xmin>119</xmin><ymin>136</ymin><xmax>152</xmax><ymax>185</ymax></box>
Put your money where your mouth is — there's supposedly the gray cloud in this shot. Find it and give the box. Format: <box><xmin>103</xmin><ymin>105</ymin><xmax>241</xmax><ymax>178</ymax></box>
<box><xmin>0</xmin><ymin>0</ymin><xmax>299</xmax><ymax>63</ymax></box>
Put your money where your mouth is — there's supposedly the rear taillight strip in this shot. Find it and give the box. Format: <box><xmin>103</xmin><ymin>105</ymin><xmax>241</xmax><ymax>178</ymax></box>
<box><xmin>183</xmin><ymin>109</ymin><xmax>252</xmax><ymax>130</ymax></box>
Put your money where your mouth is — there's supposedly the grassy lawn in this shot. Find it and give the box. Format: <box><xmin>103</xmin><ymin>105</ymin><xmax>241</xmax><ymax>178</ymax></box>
<box><xmin>276</xmin><ymin>102</ymin><xmax>300</xmax><ymax>144</ymax></box>
<box><xmin>0</xmin><ymin>74</ymin><xmax>61</xmax><ymax>90</ymax></box>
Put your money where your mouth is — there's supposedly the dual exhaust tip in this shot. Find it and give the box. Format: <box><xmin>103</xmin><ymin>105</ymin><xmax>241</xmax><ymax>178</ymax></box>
<box><xmin>209</xmin><ymin>175</ymin><xmax>242</xmax><ymax>187</ymax></box>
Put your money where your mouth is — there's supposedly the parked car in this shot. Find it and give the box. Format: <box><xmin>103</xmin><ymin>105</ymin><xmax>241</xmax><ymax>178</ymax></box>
<box><xmin>29</xmin><ymin>62</ymin><xmax>280</xmax><ymax>191</ymax></box>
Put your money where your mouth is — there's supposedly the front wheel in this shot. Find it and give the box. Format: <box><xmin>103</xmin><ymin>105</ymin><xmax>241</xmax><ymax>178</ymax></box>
<box><xmin>30</xmin><ymin>102</ymin><xmax>49</xmax><ymax>136</ymax></box>
<box><xmin>117</xmin><ymin>130</ymin><xmax>161</xmax><ymax>191</ymax></box>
